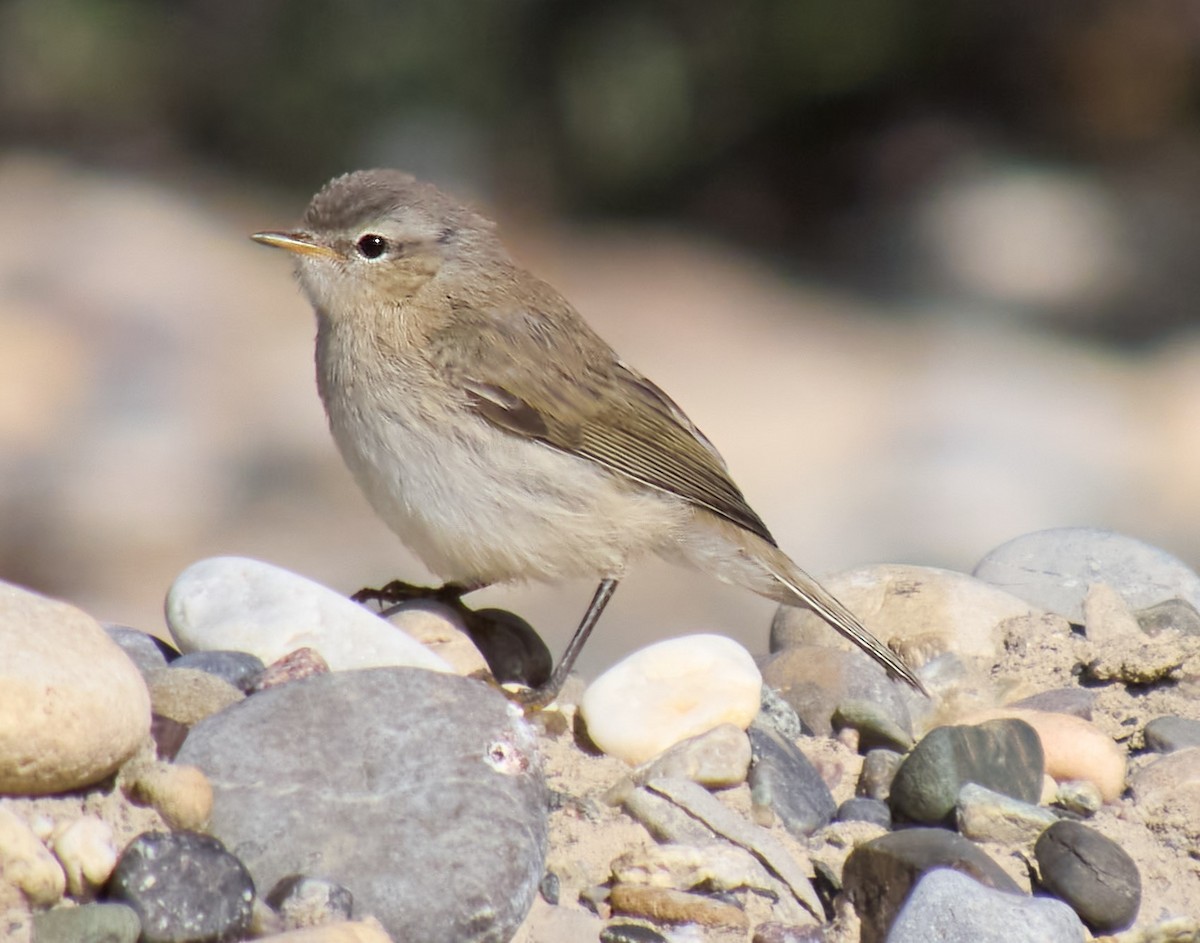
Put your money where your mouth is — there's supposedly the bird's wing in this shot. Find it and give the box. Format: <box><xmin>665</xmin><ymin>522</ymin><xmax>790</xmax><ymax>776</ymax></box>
<box><xmin>434</xmin><ymin>288</ymin><xmax>776</xmax><ymax>546</ymax></box>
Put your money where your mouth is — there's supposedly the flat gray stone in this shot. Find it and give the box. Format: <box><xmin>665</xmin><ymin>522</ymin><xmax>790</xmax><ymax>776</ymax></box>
<box><xmin>177</xmin><ymin>667</ymin><xmax>547</xmax><ymax>943</ymax></box>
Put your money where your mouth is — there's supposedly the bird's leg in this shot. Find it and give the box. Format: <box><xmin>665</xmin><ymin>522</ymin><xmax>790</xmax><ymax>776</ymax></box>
<box><xmin>515</xmin><ymin>578</ymin><xmax>618</xmax><ymax>709</ymax></box>
<box><xmin>351</xmin><ymin>579</ymin><xmax>486</xmax><ymax>609</ymax></box>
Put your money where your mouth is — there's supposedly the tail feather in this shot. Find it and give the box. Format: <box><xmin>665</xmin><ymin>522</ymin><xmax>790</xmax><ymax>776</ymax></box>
<box><xmin>761</xmin><ymin>554</ymin><xmax>928</xmax><ymax>695</ymax></box>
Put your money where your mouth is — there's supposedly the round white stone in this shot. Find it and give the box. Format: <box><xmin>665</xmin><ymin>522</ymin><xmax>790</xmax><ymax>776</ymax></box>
<box><xmin>165</xmin><ymin>557</ymin><xmax>452</xmax><ymax>673</ymax></box>
<box><xmin>0</xmin><ymin>583</ymin><xmax>151</xmax><ymax>795</ymax></box>
<box><xmin>580</xmin><ymin>634</ymin><xmax>762</xmax><ymax>766</ymax></box>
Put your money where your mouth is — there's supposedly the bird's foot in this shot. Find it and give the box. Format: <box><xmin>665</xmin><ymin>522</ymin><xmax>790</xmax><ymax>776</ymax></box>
<box><xmin>351</xmin><ymin>579</ymin><xmax>477</xmax><ymax>608</ymax></box>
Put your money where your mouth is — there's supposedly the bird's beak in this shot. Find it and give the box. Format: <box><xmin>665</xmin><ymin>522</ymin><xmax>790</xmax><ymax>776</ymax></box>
<box><xmin>250</xmin><ymin>230</ymin><xmax>341</xmax><ymax>260</ymax></box>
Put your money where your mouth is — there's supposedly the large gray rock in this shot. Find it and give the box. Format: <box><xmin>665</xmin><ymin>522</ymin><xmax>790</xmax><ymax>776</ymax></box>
<box><xmin>178</xmin><ymin>667</ymin><xmax>547</xmax><ymax>943</ymax></box>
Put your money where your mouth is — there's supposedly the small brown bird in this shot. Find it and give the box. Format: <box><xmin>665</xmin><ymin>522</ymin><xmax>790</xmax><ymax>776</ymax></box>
<box><xmin>252</xmin><ymin>169</ymin><xmax>925</xmax><ymax>703</ymax></box>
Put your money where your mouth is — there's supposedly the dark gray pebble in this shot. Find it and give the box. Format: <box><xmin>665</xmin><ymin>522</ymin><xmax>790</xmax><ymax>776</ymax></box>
<box><xmin>105</xmin><ymin>830</ymin><xmax>254</xmax><ymax>943</ymax></box>
<box><xmin>836</xmin><ymin>797</ymin><xmax>891</xmax><ymax>829</ymax></box>
<box><xmin>265</xmin><ymin>874</ymin><xmax>354</xmax><ymax>928</ymax></box>
<box><xmin>843</xmin><ymin>827</ymin><xmax>1020</xmax><ymax>943</ymax></box>
<box><xmin>1143</xmin><ymin>715</ymin><xmax>1200</xmax><ymax>753</ymax></box>
<box><xmin>539</xmin><ymin>871</ymin><xmax>560</xmax><ymax>905</ymax></box>
<box><xmin>857</xmin><ymin>748</ymin><xmax>903</xmax><ymax>802</ymax></box>
<box><xmin>104</xmin><ymin>625</ymin><xmax>176</xmax><ymax>675</ymax></box>
<box><xmin>462</xmin><ymin>607</ymin><xmax>552</xmax><ymax>687</ymax></box>
<box><xmin>33</xmin><ymin>903</ymin><xmax>141</xmax><ymax>943</ymax></box>
<box><xmin>600</xmin><ymin>923</ymin><xmax>668</xmax><ymax>943</ymax></box>
<box><xmin>177</xmin><ymin>667</ymin><xmax>547</xmax><ymax>943</ymax></box>
<box><xmin>1007</xmin><ymin>687</ymin><xmax>1095</xmax><ymax>720</ymax></box>
<box><xmin>150</xmin><ymin>714</ymin><xmax>189</xmax><ymax>761</ymax></box>
<box><xmin>1135</xmin><ymin>598</ymin><xmax>1200</xmax><ymax>636</ymax></box>
<box><xmin>171</xmin><ymin>650</ymin><xmax>266</xmax><ymax>692</ymax></box>
<box><xmin>889</xmin><ymin>719</ymin><xmax>1043</xmax><ymax>825</ymax></box>
<box><xmin>748</xmin><ymin>723</ymin><xmax>836</xmax><ymax>838</ymax></box>
<box><xmin>1034</xmin><ymin>820</ymin><xmax>1141</xmax><ymax>932</ymax></box>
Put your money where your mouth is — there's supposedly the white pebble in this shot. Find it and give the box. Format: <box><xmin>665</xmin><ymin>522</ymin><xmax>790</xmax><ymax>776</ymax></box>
<box><xmin>580</xmin><ymin>634</ymin><xmax>761</xmax><ymax>765</ymax></box>
<box><xmin>51</xmin><ymin>816</ymin><xmax>117</xmax><ymax>897</ymax></box>
<box><xmin>165</xmin><ymin>557</ymin><xmax>452</xmax><ymax>673</ymax></box>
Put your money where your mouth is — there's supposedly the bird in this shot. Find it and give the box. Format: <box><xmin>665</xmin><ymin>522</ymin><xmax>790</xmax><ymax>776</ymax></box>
<box><xmin>251</xmin><ymin>169</ymin><xmax>925</xmax><ymax>704</ymax></box>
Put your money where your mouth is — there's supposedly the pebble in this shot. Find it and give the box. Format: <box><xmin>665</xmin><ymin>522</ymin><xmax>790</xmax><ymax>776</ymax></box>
<box><xmin>32</xmin><ymin>903</ymin><xmax>141</xmax><ymax>943</ymax></box>
<box><xmin>889</xmin><ymin>719</ymin><xmax>1044</xmax><ymax>825</ymax></box>
<box><xmin>955</xmin><ymin>782</ymin><xmax>1059</xmax><ymax>844</ymax></box>
<box><xmin>579</xmin><ymin>634</ymin><xmax>762</xmax><ymax>766</ymax></box>
<box><xmin>0</xmin><ymin>582</ymin><xmax>151</xmax><ymax>795</ymax></box>
<box><xmin>886</xmin><ymin>867</ymin><xmax>1085</xmax><ymax>943</ymax></box>
<box><xmin>171</xmin><ymin>650</ymin><xmax>266</xmax><ymax>692</ymax></box>
<box><xmin>972</xmin><ymin>527</ymin><xmax>1200</xmax><ymax>623</ymax></box>
<box><xmin>459</xmin><ymin>607</ymin><xmax>553</xmax><ymax>687</ymax></box>
<box><xmin>600</xmin><ymin>923</ymin><xmax>669</xmax><ymax>943</ymax></box>
<box><xmin>1082</xmin><ymin>582</ymin><xmax>1144</xmax><ymax>644</ymax></box>
<box><xmin>831</xmin><ymin>700</ymin><xmax>913</xmax><ymax>752</ymax></box>
<box><xmin>857</xmin><ymin>749</ymin><xmax>903</xmax><ymax>802</ymax></box>
<box><xmin>1034</xmin><ymin>820</ymin><xmax>1141</xmax><ymax>932</ymax></box>
<box><xmin>177</xmin><ymin>666</ymin><xmax>548</xmax><ymax>943</ymax></box>
<box><xmin>609</xmin><ymin>884</ymin><xmax>748</xmax><ymax>930</ymax></box>
<box><xmin>384</xmin><ymin>601</ymin><xmax>489</xmax><ymax>678</ymax></box>
<box><xmin>1129</xmin><ymin>746</ymin><xmax>1200</xmax><ymax>806</ymax></box>
<box><xmin>0</xmin><ymin>805</ymin><xmax>66</xmax><ymax>906</ymax></box>
<box><xmin>770</xmin><ymin>563</ymin><xmax>1040</xmax><ymax>662</ymax></box>
<box><xmin>106</xmin><ymin>830</ymin><xmax>255</xmax><ymax>943</ymax></box>
<box><xmin>103</xmin><ymin>625</ymin><xmax>175</xmax><ymax>675</ymax></box>
<box><xmin>150</xmin><ymin>714</ymin><xmax>190</xmax><ymax>761</ymax></box>
<box><xmin>254</xmin><ymin>921</ymin><xmax>394</xmax><ymax>943</ymax></box>
<box><xmin>1135</xmin><ymin>598</ymin><xmax>1200</xmax><ymax>637</ymax></box>
<box><xmin>265</xmin><ymin>875</ymin><xmax>355</xmax><ymax>929</ymax></box>
<box><xmin>760</xmin><ymin>645</ymin><xmax>912</xmax><ymax>739</ymax></box>
<box><xmin>164</xmin><ymin>556</ymin><xmax>453</xmax><ymax>673</ymax></box>
<box><xmin>747</xmin><ymin>724</ymin><xmax>837</xmax><ymax>838</ymax></box>
<box><xmin>1006</xmin><ymin>687</ymin><xmax>1095</xmax><ymax>719</ymax></box>
<box><xmin>125</xmin><ymin>760</ymin><xmax>214</xmax><ymax>831</ymax></box>
<box><xmin>836</xmin><ymin>798</ymin><xmax>892</xmax><ymax>829</ymax></box>
<box><xmin>610</xmin><ymin>842</ymin><xmax>779</xmax><ymax>897</ymax></box>
<box><xmin>1054</xmin><ymin>779</ymin><xmax>1103</xmax><ymax>817</ymax></box>
<box><xmin>758</xmin><ymin>684</ymin><xmax>806</xmax><ymax>743</ymax></box>
<box><xmin>50</xmin><ymin>815</ymin><xmax>118</xmax><ymax>897</ymax></box>
<box><xmin>145</xmin><ymin>667</ymin><xmax>243</xmax><ymax>726</ymax></box>
<box><xmin>752</xmin><ymin>924</ymin><xmax>825</xmax><ymax>943</ymax></box>
<box><xmin>631</xmin><ymin>723</ymin><xmax>752</xmax><ymax>789</ymax></box>
<box><xmin>249</xmin><ymin>647</ymin><xmax>331</xmax><ymax>691</ymax></box>
<box><xmin>963</xmin><ymin>707</ymin><xmax>1126</xmax><ymax>802</ymax></box>
<box><xmin>843</xmin><ymin>828</ymin><xmax>1020</xmax><ymax>942</ymax></box>
<box><xmin>1143</xmin><ymin>716</ymin><xmax>1200</xmax><ymax>753</ymax></box>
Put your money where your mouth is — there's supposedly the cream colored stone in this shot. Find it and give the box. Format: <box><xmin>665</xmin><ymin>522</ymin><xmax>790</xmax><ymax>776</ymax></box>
<box><xmin>0</xmin><ymin>806</ymin><xmax>65</xmax><ymax>906</ymax></box>
<box><xmin>387</xmin><ymin>601</ymin><xmax>488</xmax><ymax>677</ymax></box>
<box><xmin>0</xmin><ymin>583</ymin><xmax>151</xmax><ymax>794</ymax></box>
<box><xmin>127</xmin><ymin>761</ymin><xmax>213</xmax><ymax>831</ymax></box>
<box><xmin>580</xmin><ymin>634</ymin><xmax>761</xmax><ymax>766</ymax></box>
<box><xmin>51</xmin><ymin>815</ymin><xmax>117</xmax><ymax>897</ymax></box>
<box><xmin>1082</xmin><ymin>582</ymin><xmax>1142</xmax><ymax>644</ymax></box>
<box><xmin>256</xmin><ymin>918</ymin><xmax>395</xmax><ymax>943</ymax></box>
<box><xmin>964</xmin><ymin>707</ymin><xmax>1126</xmax><ymax>802</ymax></box>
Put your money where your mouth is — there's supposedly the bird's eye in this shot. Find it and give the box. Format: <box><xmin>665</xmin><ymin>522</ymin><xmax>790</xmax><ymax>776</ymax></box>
<box><xmin>355</xmin><ymin>234</ymin><xmax>388</xmax><ymax>259</ymax></box>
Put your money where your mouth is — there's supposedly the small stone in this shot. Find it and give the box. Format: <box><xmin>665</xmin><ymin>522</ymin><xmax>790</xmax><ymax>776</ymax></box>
<box><xmin>1135</xmin><ymin>598</ymin><xmax>1200</xmax><ymax>637</ymax></box>
<box><xmin>1082</xmin><ymin>582</ymin><xmax>1143</xmax><ymax>643</ymax></box>
<box><xmin>1130</xmin><ymin>746</ymin><xmax>1200</xmax><ymax>810</ymax></box>
<box><xmin>758</xmin><ymin>684</ymin><xmax>805</xmax><ymax>743</ymax></box>
<box><xmin>461</xmin><ymin>607</ymin><xmax>552</xmax><ymax>687</ymax></box>
<box><xmin>599</xmin><ymin>922</ymin><xmax>668</xmax><ymax>943</ymax></box>
<box><xmin>171</xmin><ymin>650</ymin><xmax>266</xmax><ymax>692</ymax></box>
<box><xmin>385</xmin><ymin>601</ymin><xmax>488</xmax><ymax>678</ymax></box>
<box><xmin>857</xmin><ymin>749</ymin><xmax>903</xmax><ymax>802</ymax></box>
<box><xmin>0</xmin><ymin>806</ymin><xmax>65</xmax><ymax>906</ymax></box>
<box><xmin>752</xmin><ymin>923</ymin><xmax>825</xmax><ymax>943</ymax></box>
<box><xmin>609</xmin><ymin>884</ymin><xmax>748</xmax><ymax>930</ymax></box>
<box><xmin>1034</xmin><ymin>820</ymin><xmax>1141</xmax><ymax>932</ymax></box>
<box><xmin>619</xmin><ymin>785</ymin><xmax>725</xmax><ymax>847</ymax></box>
<box><xmin>843</xmin><ymin>829</ymin><xmax>1020</xmax><ymax>943</ymax></box>
<box><xmin>538</xmin><ymin>871</ymin><xmax>559</xmax><ymax>905</ymax></box>
<box><xmin>955</xmin><ymin>782</ymin><xmax>1058</xmax><ymax>844</ymax></box>
<box><xmin>106</xmin><ymin>830</ymin><xmax>255</xmax><ymax>943</ymax></box>
<box><xmin>1054</xmin><ymin>780</ymin><xmax>1103</xmax><ymax>817</ymax></box>
<box><xmin>32</xmin><ymin>903</ymin><xmax>141</xmax><ymax>943</ymax></box>
<box><xmin>633</xmin><ymin>723</ymin><xmax>751</xmax><ymax>789</ymax></box>
<box><xmin>249</xmin><ymin>647</ymin><xmax>331</xmax><ymax>691</ymax></box>
<box><xmin>145</xmin><ymin>667</ymin><xmax>243</xmax><ymax>726</ymax></box>
<box><xmin>579</xmin><ymin>634</ymin><xmax>761</xmax><ymax>765</ymax></box>
<box><xmin>761</xmin><ymin>646</ymin><xmax>912</xmax><ymax>739</ymax></box>
<box><xmin>747</xmin><ymin>724</ymin><xmax>837</xmax><ymax>838</ymax></box>
<box><xmin>165</xmin><ymin>556</ymin><xmax>453</xmax><ymax>672</ymax></box>
<box><xmin>0</xmin><ymin>583</ymin><xmax>151</xmax><ymax>795</ymax></box>
<box><xmin>887</xmin><ymin>868</ymin><xmax>1085</xmax><ymax>943</ymax></box>
<box><xmin>1006</xmin><ymin>687</ymin><xmax>1095</xmax><ymax>720</ymax></box>
<box><xmin>1144</xmin><ymin>715</ymin><xmax>1200</xmax><ymax>753</ymax></box>
<box><xmin>973</xmin><ymin>527</ymin><xmax>1200</xmax><ymax>623</ymax></box>
<box><xmin>252</xmin><ymin>920</ymin><xmax>394</xmax><ymax>942</ymax></box>
<box><xmin>831</xmin><ymin>699</ymin><xmax>913</xmax><ymax>752</ymax></box>
<box><xmin>963</xmin><ymin>708</ymin><xmax>1126</xmax><ymax>802</ymax></box>
<box><xmin>265</xmin><ymin>875</ymin><xmax>354</xmax><ymax>929</ymax></box>
<box><xmin>889</xmin><ymin>719</ymin><xmax>1044</xmax><ymax>825</ymax></box>
<box><xmin>610</xmin><ymin>842</ymin><xmax>778</xmax><ymax>896</ymax></box>
<box><xmin>836</xmin><ymin>797</ymin><xmax>891</xmax><ymax>829</ymax></box>
<box><xmin>104</xmin><ymin>625</ymin><xmax>174</xmax><ymax>675</ymax></box>
<box><xmin>125</xmin><ymin>761</ymin><xmax>213</xmax><ymax>831</ymax></box>
<box><xmin>50</xmin><ymin>816</ymin><xmax>118</xmax><ymax>897</ymax></box>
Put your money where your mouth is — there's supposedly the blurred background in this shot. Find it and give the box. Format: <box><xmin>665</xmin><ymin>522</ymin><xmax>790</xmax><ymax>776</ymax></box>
<box><xmin>2</xmin><ymin>0</ymin><xmax>1200</xmax><ymax>674</ymax></box>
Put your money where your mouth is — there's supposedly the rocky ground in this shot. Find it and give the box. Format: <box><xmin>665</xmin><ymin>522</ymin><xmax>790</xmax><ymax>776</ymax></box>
<box><xmin>3</xmin><ymin>526</ymin><xmax>1200</xmax><ymax>942</ymax></box>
